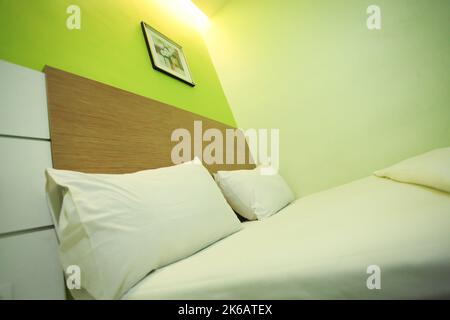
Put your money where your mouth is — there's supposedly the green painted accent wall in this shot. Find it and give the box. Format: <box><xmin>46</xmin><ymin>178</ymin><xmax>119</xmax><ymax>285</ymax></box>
<box><xmin>0</xmin><ymin>0</ymin><xmax>236</xmax><ymax>126</ymax></box>
<box><xmin>205</xmin><ymin>0</ymin><xmax>450</xmax><ymax>196</ymax></box>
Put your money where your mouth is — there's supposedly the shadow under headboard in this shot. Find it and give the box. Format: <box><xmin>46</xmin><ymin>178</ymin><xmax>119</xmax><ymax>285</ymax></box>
<box><xmin>44</xmin><ymin>66</ymin><xmax>254</xmax><ymax>174</ymax></box>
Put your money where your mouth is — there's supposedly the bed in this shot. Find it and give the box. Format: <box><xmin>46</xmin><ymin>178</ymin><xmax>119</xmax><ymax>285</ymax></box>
<box><xmin>44</xmin><ymin>66</ymin><xmax>450</xmax><ymax>300</ymax></box>
<box><xmin>122</xmin><ymin>175</ymin><xmax>450</xmax><ymax>299</ymax></box>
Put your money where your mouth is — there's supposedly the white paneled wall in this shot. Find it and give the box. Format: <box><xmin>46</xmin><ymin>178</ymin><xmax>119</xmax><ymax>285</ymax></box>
<box><xmin>0</xmin><ymin>60</ymin><xmax>49</xmax><ymax>139</ymax></box>
<box><xmin>0</xmin><ymin>137</ymin><xmax>53</xmax><ymax>234</ymax></box>
<box><xmin>0</xmin><ymin>60</ymin><xmax>65</xmax><ymax>299</ymax></box>
<box><xmin>0</xmin><ymin>229</ymin><xmax>64</xmax><ymax>299</ymax></box>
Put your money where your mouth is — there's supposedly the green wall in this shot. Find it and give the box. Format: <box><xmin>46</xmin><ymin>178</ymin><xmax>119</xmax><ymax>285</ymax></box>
<box><xmin>0</xmin><ymin>0</ymin><xmax>236</xmax><ymax>126</ymax></box>
<box><xmin>205</xmin><ymin>0</ymin><xmax>450</xmax><ymax>196</ymax></box>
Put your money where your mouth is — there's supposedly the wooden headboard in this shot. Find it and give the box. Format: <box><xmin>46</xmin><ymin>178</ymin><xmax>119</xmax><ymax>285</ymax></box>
<box><xmin>44</xmin><ymin>66</ymin><xmax>254</xmax><ymax>174</ymax></box>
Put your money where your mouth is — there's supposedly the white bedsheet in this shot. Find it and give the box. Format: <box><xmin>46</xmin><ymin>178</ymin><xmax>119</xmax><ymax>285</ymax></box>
<box><xmin>123</xmin><ymin>176</ymin><xmax>450</xmax><ymax>299</ymax></box>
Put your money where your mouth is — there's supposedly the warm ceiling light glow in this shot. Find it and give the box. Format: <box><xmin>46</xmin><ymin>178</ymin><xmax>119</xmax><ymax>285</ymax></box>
<box><xmin>157</xmin><ymin>0</ymin><xmax>210</xmax><ymax>31</ymax></box>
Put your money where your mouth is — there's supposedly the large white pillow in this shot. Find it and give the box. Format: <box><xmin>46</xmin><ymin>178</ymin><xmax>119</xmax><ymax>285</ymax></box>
<box><xmin>45</xmin><ymin>161</ymin><xmax>241</xmax><ymax>300</ymax></box>
<box><xmin>374</xmin><ymin>147</ymin><xmax>450</xmax><ymax>193</ymax></box>
<box><xmin>214</xmin><ymin>167</ymin><xmax>295</xmax><ymax>220</ymax></box>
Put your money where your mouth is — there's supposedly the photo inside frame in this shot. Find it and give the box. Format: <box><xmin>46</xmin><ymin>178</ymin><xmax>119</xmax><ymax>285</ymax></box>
<box><xmin>152</xmin><ymin>34</ymin><xmax>186</xmax><ymax>77</ymax></box>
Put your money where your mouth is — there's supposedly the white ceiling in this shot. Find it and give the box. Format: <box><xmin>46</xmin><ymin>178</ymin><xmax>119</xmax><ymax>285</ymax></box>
<box><xmin>192</xmin><ymin>0</ymin><xmax>230</xmax><ymax>17</ymax></box>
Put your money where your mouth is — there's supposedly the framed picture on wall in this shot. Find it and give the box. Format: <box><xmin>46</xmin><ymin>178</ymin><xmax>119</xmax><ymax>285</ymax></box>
<box><xmin>141</xmin><ymin>22</ymin><xmax>195</xmax><ymax>86</ymax></box>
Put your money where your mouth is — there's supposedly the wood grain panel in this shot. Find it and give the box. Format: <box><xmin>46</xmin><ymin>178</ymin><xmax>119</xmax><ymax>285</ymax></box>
<box><xmin>44</xmin><ymin>66</ymin><xmax>254</xmax><ymax>174</ymax></box>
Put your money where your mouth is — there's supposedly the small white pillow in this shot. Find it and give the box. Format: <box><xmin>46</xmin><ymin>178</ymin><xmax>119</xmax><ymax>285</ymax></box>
<box><xmin>374</xmin><ymin>147</ymin><xmax>450</xmax><ymax>193</ymax></box>
<box><xmin>214</xmin><ymin>167</ymin><xmax>295</xmax><ymax>220</ymax></box>
<box><xmin>45</xmin><ymin>161</ymin><xmax>241</xmax><ymax>300</ymax></box>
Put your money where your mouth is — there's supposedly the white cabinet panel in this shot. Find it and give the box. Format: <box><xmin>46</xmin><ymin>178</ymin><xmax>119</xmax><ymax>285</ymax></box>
<box><xmin>0</xmin><ymin>136</ymin><xmax>53</xmax><ymax>234</ymax></box>
<box><xmin>0</xmin><ymin>60</ymin><xmax>49</xmax><ymax>139</ymax></box>
<box><xmin>0</xmin><ymin>228</ymin><xmax>65</xmax><ymax>299</ymax></box>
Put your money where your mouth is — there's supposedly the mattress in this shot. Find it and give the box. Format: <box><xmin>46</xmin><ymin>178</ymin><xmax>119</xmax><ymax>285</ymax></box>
<box><xmin>123</xmin><ymin>176</ymin><xmax>450</xmax><ymax>299</ymax></box>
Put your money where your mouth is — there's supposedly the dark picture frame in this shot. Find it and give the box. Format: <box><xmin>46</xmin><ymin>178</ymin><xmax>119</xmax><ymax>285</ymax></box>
<box><xmin>141</xmin><ymin>22</ymin><xmax>195</xmax><ymax>87</ymax></box>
